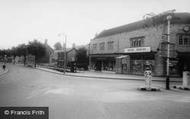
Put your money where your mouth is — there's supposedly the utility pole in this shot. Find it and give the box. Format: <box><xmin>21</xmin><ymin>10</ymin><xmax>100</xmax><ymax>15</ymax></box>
<box><xmin>64</xmin><ymin>35</ymin><xmax>67</xmax><ymax>74</ymax></box>
<box><xmin>88</xmin><ymin>43</ymin><xmax>91</xmax><ymax>70</ymax></box>
<box><xmin>166</xmin><ymin>15</ymin><xmax>172</xmax><ymax>90</ymax></box>
<box><xmin>58</xmin><ymin>33</ymin><xmax>67</xmax><ymax>74</ymax></box>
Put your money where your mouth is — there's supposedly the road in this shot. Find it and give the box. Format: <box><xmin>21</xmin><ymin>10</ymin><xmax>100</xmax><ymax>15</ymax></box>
<box><xmin>0</xmin><ymin>64</ymin><xmax>190</xmax><ymax>119</ymax></box>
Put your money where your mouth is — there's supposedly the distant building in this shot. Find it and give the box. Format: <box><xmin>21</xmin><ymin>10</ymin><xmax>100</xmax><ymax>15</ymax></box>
<box><xmin>89</xmin><ymin>12</ymin><xmax>190</xmax><ymax>76</ymax></box>
<box><xmin>51</xmin><ymin>48</ymin><xmax>77</xmax><ymax>68</ymax></box>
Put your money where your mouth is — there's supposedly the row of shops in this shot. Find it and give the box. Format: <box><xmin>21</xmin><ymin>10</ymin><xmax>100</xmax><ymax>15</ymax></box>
<box><xmin>89</xmin><ymin>12</ymin><xmax>190</xmax><ymax>77</ymax></box>
<box><xmin>89</xmin><ymin>51</ymin><xmax>188</xmax><ymax>76</ymax></box>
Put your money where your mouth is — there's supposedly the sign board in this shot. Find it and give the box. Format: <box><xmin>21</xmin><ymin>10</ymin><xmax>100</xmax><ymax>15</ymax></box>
<box><xmin>124</xmin><ymin>47</ymin><xmax>151</xmax><ymax>53</ymax></box>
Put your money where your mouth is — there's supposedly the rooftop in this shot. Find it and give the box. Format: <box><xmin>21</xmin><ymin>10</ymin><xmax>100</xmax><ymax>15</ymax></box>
<box><xmin>95</xmin><ymin>12</ymin><xmax>190</xmax><ymax>39</ymax></box>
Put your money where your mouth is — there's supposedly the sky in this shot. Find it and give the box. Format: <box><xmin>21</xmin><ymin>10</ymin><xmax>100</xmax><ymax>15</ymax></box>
<box><xmin>0</xmin><ymin>0</ymin><xmax>190</xmax><ymax>49</ymax></box>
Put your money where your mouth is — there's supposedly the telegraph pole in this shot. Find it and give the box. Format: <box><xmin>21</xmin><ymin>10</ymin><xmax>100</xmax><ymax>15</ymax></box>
<box><xmin>64</xmin><ymin>35</ymin><xmax>67</xmax><ymax>74</ymax></box>
<box><xmin>166</xmin><ymin>15</ymin><xmax>172</xmax><ymax>90</ymax></box>
<box><xmin>58</xmin><ymin>33</ymin><xmax>67</xmax><ymax>74</ymax></box>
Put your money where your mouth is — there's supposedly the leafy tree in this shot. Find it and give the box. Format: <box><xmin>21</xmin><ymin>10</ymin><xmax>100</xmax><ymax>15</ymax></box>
<box><xmin>54</xmin><ymin>42</ymin><xmax>62</xmax><ymax>50</ymax></box>
<box><xmin>15</xmin><ymin>44</ymin><xmax>27</xmax><ymax>57</ymax></box>
<box><xmin>10</xmin><ymin>47</ymin><xmax>16</xmax><ymax>57</ymax></box>
<box><xmin>76</xmin><ymin>47</ymin><xmax>89</xmax><ymax>70</ymax></box>
<box><xmin>27</xmin><ymin>40</ymin><xmax>46</xmax><ymax>66</ymax></box>
<box><xmin>0</xmin><ymin>40</ymin><xmax>48</xmax><ymax>65</ymax></box>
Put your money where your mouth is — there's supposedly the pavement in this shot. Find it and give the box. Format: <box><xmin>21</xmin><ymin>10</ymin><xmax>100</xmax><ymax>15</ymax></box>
<box><xmin>37</xmin><ymin>66</ymin><xmax>182</xmax><ymax>82</ymax></box>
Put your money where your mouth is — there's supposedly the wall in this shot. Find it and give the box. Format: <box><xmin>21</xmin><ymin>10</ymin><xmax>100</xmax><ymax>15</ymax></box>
<box><xmin>67</xmin><ymin>49</ymin><xmax>77</xmax><ymax>63</ymax></box>
<box><xmin>90</xmin><ymin>25</ymin><xmax>164</xmax><ymax>54</ymax></box>
<box><xmin>90</xmin><ymin>23</ymin><xmax>190</xmax><ymax>54</ymax></box>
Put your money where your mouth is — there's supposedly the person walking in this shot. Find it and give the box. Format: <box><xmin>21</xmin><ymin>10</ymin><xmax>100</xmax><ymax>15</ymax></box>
<box><xmin>2</xmin><ymin>63</ymin><xmax>6</xmax><ymax>71</ymax></box>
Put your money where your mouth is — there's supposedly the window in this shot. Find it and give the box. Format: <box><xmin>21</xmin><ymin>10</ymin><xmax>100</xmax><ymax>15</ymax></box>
<box><xmin>179</xmin><ymin>35</ymin><xmax>183</xmax><ymax>45</ymax></box>
<box><xmin>130</xmin><ymin>36</ymin><xmax>145</xmax><ymax>47</ymax></box>
<box><xmin>178</xmin><ymin>34</ymin><xmax>190</xmax><ymax>46</ymax></box>
<box><xmin>107</xmin><ymin>41</ymin><xmax>114</xmax><ymax>50</ymax></box>
<box><xmin>92</xmin><ymin>44</ymin><xmax>97</xmax><ymax>50</ymax></box>
<box><xmin>99</xmin><ymin>42</ymin><xmax>105</xmax><ymax>50</ymax></box>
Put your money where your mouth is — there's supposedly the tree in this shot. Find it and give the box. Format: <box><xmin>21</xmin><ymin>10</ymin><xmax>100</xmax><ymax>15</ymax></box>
<box><xmin>27</xmin><ymin>40</ymin><xmax>46</xmax><ymax>66</ymax></box>
<box><xmin>76</xmin><ymin>47</ymin><xmax>89</xmax><ymax>70</ymax></box>
<box><xmin>15</xmin><ymin>44</ymin><xmax>27</xmax><ymax>57</ymax></box>
<box><xmin>54</xmin><ymin>42</ymin><xmax>62</xmax><ymax>50</ymax></box>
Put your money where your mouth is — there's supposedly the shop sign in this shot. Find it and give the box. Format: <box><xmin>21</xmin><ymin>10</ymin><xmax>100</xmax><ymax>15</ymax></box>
<box><xmin>124</xmin><ymin>47</ymin><xmax>151</xmax><ymax>53</ymax></box>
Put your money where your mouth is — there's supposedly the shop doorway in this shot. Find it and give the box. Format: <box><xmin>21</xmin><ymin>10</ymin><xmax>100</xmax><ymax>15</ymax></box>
<box><xmin>178</xmin><ymin>53</ymin><xmax>190</xmax><ymax>76</ymax></box>
<box><xmin>95</xmin><ymin>61</ymin><xmax>102</xmax><ymax>71</ymax></box>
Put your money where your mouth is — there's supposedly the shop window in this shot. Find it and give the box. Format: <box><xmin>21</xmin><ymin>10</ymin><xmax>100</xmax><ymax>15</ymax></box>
<box><xmin>178</xmin><ymin>34</ymin><xmax>190</xmax><ymax>46</ymax></box>
<box><xmin>107</xmin><ymin>41</ymin><xmax>114</xmax><ymax>50</ymax></box>
<box><xmin>130</xmin><ymin>36</ymin><xmax>145</xmax><ymax>47</ymax></box>
<box><xmin>99</xmin><ymin>42</ymin><xmax>105</xmax><ymax>50</ymax></box>
<box><xmin>179</xmin><ymin>35</ymin><xmax>183</xmax><ymax>45</ymax></box>
<box><xmin>93</xmin><ymin>44</ymin><xmax>97</xmax><ymax>50</ymax></box>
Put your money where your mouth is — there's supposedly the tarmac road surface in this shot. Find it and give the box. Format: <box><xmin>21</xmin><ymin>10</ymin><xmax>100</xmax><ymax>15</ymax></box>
<box><xmin>0</xmin><ymin>64</ymin><xmax>190</xmax><ymax>119</ymax></box>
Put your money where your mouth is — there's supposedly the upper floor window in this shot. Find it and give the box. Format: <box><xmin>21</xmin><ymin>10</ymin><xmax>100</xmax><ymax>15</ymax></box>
<box><xmin>99</xmin><ymin>42</ymin><xmax>105</xmax><ymax>50</ymax></box>
<box><xmin>107</xmin><ymin>41</ymin><xmax>114</xmax><ymax>50</ymax></box>
<box><xmin>92</xmin><ymin>44</ymin><xmax>97</xmax><ymax>50</ymax></box>
<box><xmin>130</xmin><ymin>36</ymin><xmax>145</xmax><ymax>47</ymax></box>
<box><xmin>179</xmin><ymin>34</ymin><xmax>190</xmax><ymax>46</ymax></box>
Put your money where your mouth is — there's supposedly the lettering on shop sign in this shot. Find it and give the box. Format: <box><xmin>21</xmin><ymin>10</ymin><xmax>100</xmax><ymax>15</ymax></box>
<box><xmin>124</xmin><ymin>47</ymin><xmax>151</xmax><ymax>53</ymax></box>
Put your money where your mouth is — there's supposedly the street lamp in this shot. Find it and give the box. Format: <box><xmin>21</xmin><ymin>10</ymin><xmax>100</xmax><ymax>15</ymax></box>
<box><xmin>58</xmin><ymin>33</ymin><xmax>67</xmax><ymax>74</ymax></box>
<box><xmin>166</xmin><ymin>15</ymin><xmax>172</xmax><ymax>90</ymax></box>
<box><xmin>24</xmin><ymin>45</ymin><xmax>29</xmax><ymax>66</ymax></box>
<box><xmin>88</xmin><ymin>43</ymin><xmax>91</xmax><ymax>70</ymax></box>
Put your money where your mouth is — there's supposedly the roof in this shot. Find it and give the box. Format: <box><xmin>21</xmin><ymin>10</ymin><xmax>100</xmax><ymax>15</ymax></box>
<box><xmin>95</xmin><ymin>12</ymin><xmax>190</xmax><ymax>39</ymax></box>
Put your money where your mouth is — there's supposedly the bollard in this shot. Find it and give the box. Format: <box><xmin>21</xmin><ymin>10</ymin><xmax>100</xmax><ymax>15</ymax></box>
<box><xmin>144</xmin><ymin>69</ymin><xmax>152</xmax><ymax>89</ymax></box>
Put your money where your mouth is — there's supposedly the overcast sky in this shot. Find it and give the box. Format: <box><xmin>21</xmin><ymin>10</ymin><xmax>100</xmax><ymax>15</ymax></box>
<box><xmin>0</xmin><ymin>0</ymin><xmax>190</xmax><ymax>49</ymax></box>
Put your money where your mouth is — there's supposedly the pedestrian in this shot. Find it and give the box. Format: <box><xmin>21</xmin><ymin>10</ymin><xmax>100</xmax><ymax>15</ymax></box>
<box><xmin>2</xmin><ymin>63</ymin><xmax>6</xmax><ymax>70</ymax></box>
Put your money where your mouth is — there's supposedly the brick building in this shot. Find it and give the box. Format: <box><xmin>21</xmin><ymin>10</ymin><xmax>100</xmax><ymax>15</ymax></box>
<box><xmin>89</xmin><ymin>12</ymin><xmax>190</xmax><ymax>76</ymax></box>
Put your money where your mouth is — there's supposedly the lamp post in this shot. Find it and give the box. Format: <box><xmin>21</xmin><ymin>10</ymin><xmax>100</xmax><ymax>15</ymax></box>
<box><xmin>88</xmin><ymin>43</ymin><xmax>91</xmax><ymax>70</ymax></box>
<box><xmin>58</xmin><ymin>33</ymin><xmax>67</xmax><ymax>74</ymax></box>
<box><xmin>64</xmin><ymin>35</ymin><xmax>67</xmax><ymax>74</ymax></box>
<box><xmin>166</xmin><ymin>15</ymin><xmax>172</xmax><ymax>90</ymax></box>
<box><xmin>24</xmin><ymin>45</ymin><xmax>28</xmax><ymax>66</ymax></box>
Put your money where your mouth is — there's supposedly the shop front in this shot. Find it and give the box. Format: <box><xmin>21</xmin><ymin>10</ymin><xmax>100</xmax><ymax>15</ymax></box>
<box><xmin>130</xmin><ymin>54</ymin><xmax>155</xmax><ymax>75</ymax></box>
<box><xmin>177</xmin><ymin>52</ymin><xmax>190</xmax><ymax>76</ymax></box>
<box><xmin>115</xmin><ymin>53</ymin><xmax>155</xmax><ymax>75</ymax></box>
<box><xmin>115</xmin><ymin>47</ymin><xmax>156</xmax><ymax>75</ymax></box>
<box><xmin>90</xmin><ymin>54</ymin><xmax>116</xmax><ymax>71</ymax></box>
